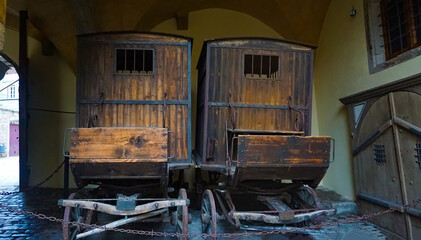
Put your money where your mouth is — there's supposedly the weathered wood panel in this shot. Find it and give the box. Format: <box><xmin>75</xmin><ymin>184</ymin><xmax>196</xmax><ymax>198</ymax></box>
<box><xmin>196</xmin><ymin>39</ymin><xmax>314</xmax><ymax>168</ymax></box>
<box><xmin>76</xmin><ymin>33</ymin><xmax>191</xmax><ymax>164</ymax></box>
<box><xmin>341</xmin><ymin>78</ymin><xmax>421</xmax><ymax>240</ymax></box>
<box><xmin>71</xmin><ymin>161</ymin><xmax>167</xmax><ymax>189</ymax></box>
<box><xmin>69</xmin><ymin>127</ymin><xmax>167</xmax><ymax>160</ymax></box>
<box><xmin>237</xmin><ymin>135</ymin><xmax>330</xmax><ymax>166</ymax></box>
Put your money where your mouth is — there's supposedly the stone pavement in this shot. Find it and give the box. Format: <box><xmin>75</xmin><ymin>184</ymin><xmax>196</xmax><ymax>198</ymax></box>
<box><xmin>0</xmin><ymin>186</ymin><xmax>388</xmax><ymax>240</ymax></box>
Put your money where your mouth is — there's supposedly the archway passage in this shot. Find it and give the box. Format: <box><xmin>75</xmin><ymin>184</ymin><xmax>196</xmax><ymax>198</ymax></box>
<box><xmin>0</xmin><ymin>59</ymin><xmax>20</xmax><ymax>190</ymax></box>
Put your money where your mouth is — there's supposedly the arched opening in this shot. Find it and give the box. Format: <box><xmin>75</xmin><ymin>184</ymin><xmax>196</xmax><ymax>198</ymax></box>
<box><xmin>0</xmin><ymin>54</ymin><xmax>20</xmax><ymax>191</ymax></box>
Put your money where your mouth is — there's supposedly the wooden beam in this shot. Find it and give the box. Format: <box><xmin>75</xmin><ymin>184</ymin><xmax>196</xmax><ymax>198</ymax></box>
<box><xmin>176</xmin><ymin>11</ymin><xmax>188</xmax><ymax>30</ymax></box>
<box><xmin>71</xmin><ymin>0</ymin><xmax>96</xmax><ymax>34</ymax></box>
<box><xmin>59</xmin><ymin>199</ymin><xmax>188</xmax><ymax>216</ymax></box>
<box><xmin>232</xmin><ymin>209</ymin><xmax>335</xmax><ymax>224</ymax></box>
<box><xmin>19</xmin><ymin>10</ymin><xmax>29</xmax><ymax>190</ymax></box>
<box><xmin>76</xmin><ymin>209</ymin><xmax>166</xmax><ymax>239</ymax></box>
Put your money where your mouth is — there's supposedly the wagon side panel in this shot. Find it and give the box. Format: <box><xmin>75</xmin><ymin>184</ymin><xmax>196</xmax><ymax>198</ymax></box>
<box><xmin>77</xmin><ymin>36</ymin><xmax>190</xmax><ymax>165</ymax></box>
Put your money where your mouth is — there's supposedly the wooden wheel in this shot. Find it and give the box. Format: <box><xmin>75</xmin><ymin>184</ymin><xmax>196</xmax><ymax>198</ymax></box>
<box><xmin>290</xmin><ymin>186</ymin><xmax>323</xmax><ymax>226</ymax></box>
<box><xmin>291</xmin><ymin>186</ymin><xmax>322</xmax><ymax>210</ymax></box>
<box><xmin>201</xmin><ymin>189</ymin><xmax>217</xmax><ymax>239</ymax></box>
<box><xmin>62</xmin><ymin>192</ymin><xmax>95</xmax><ymax>240</ymax></box>
<box><xmin>176</xmin><ymin>188</ymin><xmax>188</xmax><ymax>240</ymax></box>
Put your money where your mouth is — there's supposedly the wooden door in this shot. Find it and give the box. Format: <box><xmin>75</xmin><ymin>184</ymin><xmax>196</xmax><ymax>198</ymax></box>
<box><xmin>352</xmin><ymin>91</ymin><xmax>421</xmax><ymax>240</ymax></box>
<box><xmin>391</xmin><ymin>92</ymin><xmax>421</xmax><ymax>239</ymax></box>
<box><xmin>9</xmin><ymin>123</ymin><xmax>19</xmax><ymax>156</ymax></box>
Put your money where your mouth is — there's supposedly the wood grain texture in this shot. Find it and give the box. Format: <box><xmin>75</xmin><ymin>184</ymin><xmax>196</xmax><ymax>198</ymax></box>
<box><xmin>344</xmin><ymin>87</ymin><xmax>421</xmax><ymax>240</ymax></box>
<box><xmin>69</xmin><ymin>127</ymin><xmax>167</xmax><ymax>160</ymax></box>
<box><xmin>76</xmin><ymin>33</ymin><xmax>190</xmax><ymax>163</ymax></box>
<box><xmin>237</xmin><ymin>135</ymin><xmax>330</xmax><ymax>166</ymax></box>
<box><xmin>195</xmin><ymin>39</ymin><xmax>314</xmax><ymax>168</ymax></box>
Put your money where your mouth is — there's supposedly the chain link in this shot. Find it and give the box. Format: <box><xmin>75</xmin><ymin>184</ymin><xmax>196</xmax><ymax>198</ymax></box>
<box><xmin>0</xmin><ymin>197</ymin><xmax>420</xmax><ymax>238</ymax></box>
<box><xmin>0</xmin><ymin>160</ymin><xmax>65</xmax><ymax>196</ymax></box>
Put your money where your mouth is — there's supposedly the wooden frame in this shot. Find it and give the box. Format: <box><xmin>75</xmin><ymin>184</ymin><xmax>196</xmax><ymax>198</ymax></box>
<box><xmin>340</xmin><ymin>73</ymin><xmax>421</xmax><ymax>240</ymax></box>
<box><xmin>380</xmin><ymin>0</ymin><xmax>421</xmax><ymax>60</ymax></box>
<box><xmin>242</xmin><ymin>52</ymin><xmax>281</xmax><ymax>80</ymax></box>
<box><xmin>114</xmin><ymin>48</ymin><xmax>155</xmax><ymax>75</ymax></box>
<box><xmin>76</xmin><ymin>32</ymin><xmax>193</xmax><ymax>169</ymax></box>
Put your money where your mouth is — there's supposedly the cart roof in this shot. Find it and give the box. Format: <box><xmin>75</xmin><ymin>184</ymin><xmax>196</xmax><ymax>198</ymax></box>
<box><xmin>197</xmin><ymin>37</ymin><xmax>316</xmax><ymax>69</ymax></box>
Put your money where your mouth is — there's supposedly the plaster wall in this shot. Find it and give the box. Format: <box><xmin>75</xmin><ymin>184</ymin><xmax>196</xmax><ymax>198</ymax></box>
<box><xmin>2</xmin><ymin>28</ymin><xmax>76</xmax><ymax>188</ymax></box>
<box><xmin>314</xmin><ymin>0</ymin><xmax>421</xmax><ymax>199</ymax></box>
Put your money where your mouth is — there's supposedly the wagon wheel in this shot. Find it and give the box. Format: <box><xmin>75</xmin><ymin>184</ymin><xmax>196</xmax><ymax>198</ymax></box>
<box><xmin>291</xmin><ymin>186</ymin><xmax>322</xmax><ymax>209</ymax></box>
<box><xmin>62</xmin><ymin>192</ymin><xmax>96</xmax><ymax>240</ymax></box>
<box><xmin>176</xmin><ymin>188</ymin><xmax>189</xmax><ymax>240</ymax></box>
<box><xmin>201</xmin><ymin>189</ymin><xmax>217</xmax><ymax>239</ymax></box>
<box><xmin>290</xmin><ymin>186</ymin><xmax>323</xmax><ymax>226</ymax></box>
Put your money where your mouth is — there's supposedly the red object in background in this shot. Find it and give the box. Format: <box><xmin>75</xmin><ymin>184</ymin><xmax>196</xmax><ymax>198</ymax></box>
<box><xmin>9</xmin><ymin>123</ymin><xmax>19</xmax><ymax>156</ymax></box>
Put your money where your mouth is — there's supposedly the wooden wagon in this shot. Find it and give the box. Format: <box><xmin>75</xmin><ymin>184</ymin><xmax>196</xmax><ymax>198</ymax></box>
<box><xmin>58</xmin><ymin>32</ymin><xmax>193</xmax><ymax>240</ymax></box>
<box><xmin>194</xmin><ymin>38</ymin><xmax>335</xmax><ymax>236</ymax></box>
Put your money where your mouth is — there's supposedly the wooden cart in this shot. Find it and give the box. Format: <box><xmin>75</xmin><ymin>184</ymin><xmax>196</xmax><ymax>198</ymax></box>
<box><xmin>194</xmin><ymin>38</ymin><xmax>334</xmax><ymax>236</ymax></box>
<box><xmin>58</xmin><ymin>32</ymin><xmax>193</xmax><ymax>239</ymax></box>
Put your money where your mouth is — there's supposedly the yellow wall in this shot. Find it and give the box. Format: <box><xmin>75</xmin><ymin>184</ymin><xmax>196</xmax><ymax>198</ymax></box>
<box><xmin>314</xmin><ymin>0</ymin><xmax>421</xmax><ymax>199</ymax></box>
<box><xmin>3</xmin><ymin>28</ymin><xmax>76</xmax><ymax>188</ymax></box>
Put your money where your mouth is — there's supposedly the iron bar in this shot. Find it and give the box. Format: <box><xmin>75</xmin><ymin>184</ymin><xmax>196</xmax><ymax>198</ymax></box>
<box><xmin>78</xmin><ymin>99</ymin><xmax>188</xmax><ymax>105</ymax></box>
<box><xmin>209</xmin><ymin>102</ymin><xmax>307</xmax><ymax>110</ymax></box>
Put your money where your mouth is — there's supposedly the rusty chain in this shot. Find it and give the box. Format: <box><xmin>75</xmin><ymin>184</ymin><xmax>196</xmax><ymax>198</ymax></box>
<box><xmin>0</xmin><ymin>197</ymin><xmax>420</xmax><ymax>238</ymax></box>
<box><xmin>0</xmin><ymin>160</ymin><xmax>65</xmax><ymax>196</ymax></box>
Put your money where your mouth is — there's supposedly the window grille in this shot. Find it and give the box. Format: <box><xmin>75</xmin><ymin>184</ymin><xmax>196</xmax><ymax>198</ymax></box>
<box><xmin>373</xmin><ymin>144</ymin><xmax>386</xmax><ymax>165</ymax></box>
<box><xmin>115</xmin><ymin>49</ymin><xmax>154</xmax><ymax>75</ymax></box>
<box><xmin>244</xmin><ymin>54</ymin><xmax>279</xmax><ymax>79</ymax></box>
<box><xmin>9</xmin><ymin>85</ymin><xmax>15</xmax><ymax>99</ymax></box>
<box><xmin>415</xmin><ymin>142</ymin><xmax>421</xmax><ymax>169</ymax></box>
<box><xmin>380</xmin><ymin>0</ymin><xmax>421</xmax><ymax>60</ymax></box>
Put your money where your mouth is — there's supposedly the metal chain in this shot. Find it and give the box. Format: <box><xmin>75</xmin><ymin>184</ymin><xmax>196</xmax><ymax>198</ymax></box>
<box><xmin>0</xmin><ymin>160</ymin><xmax>65</xmax><ymax>196</ymax></box>
<box><xmin>0</xmin><ymin>197</ymin><xmax>420</xmax><ymax>238</ymax></box>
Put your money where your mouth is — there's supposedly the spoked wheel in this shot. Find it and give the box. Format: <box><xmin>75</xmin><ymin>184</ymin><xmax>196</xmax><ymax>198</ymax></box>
<box><xmin>290</xmin><ymin>186</ymin><xmax>323</xmax><ymax>226</ymax></box>
<box><xmin>176</xmin><ymin>188</ymin><xmax>189</xmax><ymax>240</ymax></box>
<box><xmin>201</xmin><ymin>189</ymin><xmax>217</xmax><ymax>240</ymax></box>
<box><xmin>291</xmin><ymin>186</ymin><xmax>322</xmax><ymax>209</ymax></box>
<box><xmin>62</xmin><ymin>192</ymin><xmax>95</xmax><ymax>240</ymax></box>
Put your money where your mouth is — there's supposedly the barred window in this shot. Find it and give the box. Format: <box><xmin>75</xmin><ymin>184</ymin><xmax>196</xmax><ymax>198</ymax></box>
<box><xmin>365</xmin><ymin>0</ymin><xmax>421</xmax><ymax>73</ymax></box>
<box><xmin>115</xmin><ymin>49</ymin><xmax>154</xmax><ymax>75</ymax></box>
<box><xmin>244</xmin><ymin>54</ymin><xmax>279</xmax><ymax>79</ymax></box>
<box><xmin>381</xmin><ymin>0</ymin><xmax>421</xmax><ymax>60</ymax></box>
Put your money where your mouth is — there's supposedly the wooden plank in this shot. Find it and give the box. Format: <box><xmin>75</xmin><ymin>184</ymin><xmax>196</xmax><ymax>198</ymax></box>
<box><xmin>392</xmin><ymin>91</ymin><xmax>421</xmax><ymax>239</ymax></box>
<box><xmin>176</xmin><ymin>104</ymin><xmax>182</xmax><ymax>159</ymax></box>
<box><xmin>237</xmin><ymin>135</ymin><xmax>330</xmax><ymax>165</ymax></box>
<box><xmin>60</xmin><ymin>199</ymin><xmax>186</xmax><ymax>216</ymax></box>
<box><xmin>69</xmin><ymin>128</ymin><xmax>167</xmax><ymax>159</ymax></box>
<box><xmin>70</xmin><ymin>158</ymin><xmax>167</xmax><ymax>163</ymax></box>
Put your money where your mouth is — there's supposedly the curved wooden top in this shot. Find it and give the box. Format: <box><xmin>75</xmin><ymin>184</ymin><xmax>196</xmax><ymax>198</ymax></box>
<box><xmin>78</xmin><ymin>31</ymin><xmax>193</xmax><ymax>44</ymax></box>
<box><xmin>197</xmin><ymin>37</ymin><xmax>315</xmax><ymax>69</ymax></box>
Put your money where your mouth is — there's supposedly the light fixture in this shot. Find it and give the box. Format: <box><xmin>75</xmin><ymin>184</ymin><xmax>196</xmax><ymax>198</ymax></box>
<box><xmin>350</xmin><ymin>5</ymin><xmax>357</xmax><ymax>17</ymax></box>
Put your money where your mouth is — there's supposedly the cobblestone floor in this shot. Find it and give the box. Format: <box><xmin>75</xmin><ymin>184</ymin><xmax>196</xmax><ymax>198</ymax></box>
<box><xmin>0</xmin><ymin>186</ymin><xmax>388</xmax><ymax>240</ymax></box>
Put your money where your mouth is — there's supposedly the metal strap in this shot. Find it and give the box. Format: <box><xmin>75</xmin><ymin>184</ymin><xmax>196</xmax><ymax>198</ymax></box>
<box><xmin>163</xmin><ymin>92</ymin><xmax>167</xmax><ymax>128</ymax></box>
<box><xmin>287</xmin><ymin>96</ymin><xmax>304</xmax><ymax>131</ymax></box>
<box><xmin>228</xmin><ymin>90</ymin><xmax>236</xmax><ymax>129</ymax></box>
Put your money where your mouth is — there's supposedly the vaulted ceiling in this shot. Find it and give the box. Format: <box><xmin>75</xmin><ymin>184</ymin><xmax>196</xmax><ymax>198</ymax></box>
<box><xmin>6</xmin><ymin>0</ymin><xmax>332</xmax><ymax>71</ymax></box>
